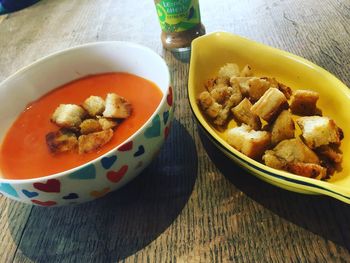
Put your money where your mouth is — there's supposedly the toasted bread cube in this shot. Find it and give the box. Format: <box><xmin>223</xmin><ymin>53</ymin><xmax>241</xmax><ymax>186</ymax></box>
<box><xmin>248</xmin><ymin>78</ymin><xmax>271</xmax><ymax>102</ymax></box>
<box><xmin>251</xmin><ymin>88</ymin><xmax>288</xmax><ymax>123</ymax></box>
<box><xmin>198</xmin><ymin>91</ymin><xmax>223</xmax><ymax>118</ymax></box>
<box><xmin>207</xmin><ymin>102</ymin><xmax>223</xmax><ymax>119</ymax></box>
<box><xmin>263</xmin><ymin>138</ymin><xmax>322</xmax><ymax>177</ymax></box>
<box><xmin>214</xmin><ymin>108</ymin><xmax>230</xmax><ymax>126</ymax></box>
<box><xmin>270</xmin><ymin>110</ymin><xmax>295</xmax><ymax>145</ymax></box>
<box><xmin>277</xmin><ymin>82</ymin><xmax>292</xmax><ymax>100</ymax></box>
<box><xmin>80</xmin><ymin>119</ymin><xmax>102</xmax><ymax>135</ymax></box>
<box><xmin>82</xmin><ymin>96</ymin><xmax>105</xmax><ymax>116</ymax></box>
<box><xmin>98</xmin><ymin>117</ymin><xmax>118</xmax><ymax>130</ymax></box>
<box><xmin>51</xmin><ymin>104</ymin><xmax>86</xmax><ymax>129</ymax></box>
<box><xmin>296</xmin><ymin>116</ymin><xmax>343</xmax><ymax>148</ymax></box>
<box><xmin>227</xmin><ymin>124</ymin><xmax>271</xmax><ymax>159</ymax></box>
<box><xmin>214</xmin><ymin>86</ymin><xmax>243</xmax><ymax>126</ymax></box>
<box><xmin>316</xmin><ymin>145</ymin><xmax>343</xmax><ymax>164</ymax></box>
<box><xmin>226</xmin><ymin>86</ymin><xmax>243</xmax><ymax>108</ymax></box>
<box><xmin>198</xmin><ymin>91</ymin><xmax>214</xmax><ymax>110</ymax></box>
<box><xmin>232</xmin><ymin>98</ymin><xmax>261</xmax><ymax>130</ymax></box>
<box><xmin>263</xmin><ymin>138</ymin><xmax>320</xmax><ymax>168</ymax></box>
<box><xmin>230</xmin><ymin>77</ymin><xmax>253</xmax><ymax>97</ymax></box>
<box><xmin>286</xmin><ymin>162</ymin><xmax>327</xmax><ymax>179</ymax></box>
<box><xmin>46</xmin><ymin>129</ymin><xmax>78</xmax><ymax>153</ymax></box>
<box><xmin>290</xmin><ymin>90</ymin><xmax>319</xmax><ymax>115</ymax></box>
<box><xmin>210</xmin><ymin>85</ymin><xmax>234</xmax><ymax>104</ymax></box>
<box><xmin>103</xmin><ymin>93</ymin><xmax>132</xmax><ymax>119</ymax></box>
<box><xmin>215</xmin><ymin>77</ymin><xmax>230</xmax><ymax>86</ymax></box>
<box><xmin>240</xmin><ymin>64</ymin><xmax>253</xmax><ymax>77</ymax></box>
<box><xmin>204</xmin><ymin>78</ymin><xmax>216</xmax><ymax>91</ymax></box>
<box><xmin>218</xmin><ymin>63</ymin><xmax>240</xmax><ymax>79</ymax></box>
<box><xmin>78</xmin><ymin>129</ymin><xmax>113</xmax><ymax>154</ymax></box>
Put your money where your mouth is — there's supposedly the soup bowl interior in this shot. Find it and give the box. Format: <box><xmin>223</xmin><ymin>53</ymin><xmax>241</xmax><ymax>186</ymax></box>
<box><xmin>188</xmin><ymin>32</ymin><xmax>350</xmax><ymax>204</ymax></box>
<box><xmin>0</xmin><ymin>41</ymin><xmax>173</xmax><ymax>206</ymax></box>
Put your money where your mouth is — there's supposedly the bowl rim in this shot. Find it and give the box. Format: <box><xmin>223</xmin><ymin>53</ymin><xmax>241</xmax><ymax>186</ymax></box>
<box><xmin>0</xmin><ymin>41</ymin><xmax>170</xmax><ymax>184</ymax></box>
<box><xmin>188</xmin><ymin>31</ymin><xmax>350</xmax><ymax>202</ymax></box>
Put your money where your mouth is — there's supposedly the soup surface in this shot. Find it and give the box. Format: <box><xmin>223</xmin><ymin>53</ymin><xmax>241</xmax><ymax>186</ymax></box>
<box><xmin>0</xmin><ymin>73</ymin><xmax>163</xmax><ymax>179</ymax></box>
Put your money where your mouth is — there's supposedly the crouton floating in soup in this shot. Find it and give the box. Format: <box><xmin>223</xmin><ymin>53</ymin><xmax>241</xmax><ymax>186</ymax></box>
<box><xmin>0</xmin><ymin>73</ymin><xmax>163</xmax><ymax>180</ymax></box>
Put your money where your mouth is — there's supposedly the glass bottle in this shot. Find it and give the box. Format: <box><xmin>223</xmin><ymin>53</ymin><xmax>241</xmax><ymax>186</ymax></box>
<box><xmin>154</xmin><ymin>0</ymin><xmax>206</xmax><ymax>51</ymax></box>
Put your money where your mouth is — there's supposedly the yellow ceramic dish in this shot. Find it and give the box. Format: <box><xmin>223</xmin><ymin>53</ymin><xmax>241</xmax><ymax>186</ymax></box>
<box><xmin>188</xmin><ymin>32</ymin><xmax>350</xmax><ymax>204</ymax></box>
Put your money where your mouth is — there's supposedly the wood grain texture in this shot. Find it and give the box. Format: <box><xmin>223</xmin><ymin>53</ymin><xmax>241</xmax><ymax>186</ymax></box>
<box><xmin>0</xmin><ymin>0</ymin><xmax>350</xmax><ymax>262</ymax></box>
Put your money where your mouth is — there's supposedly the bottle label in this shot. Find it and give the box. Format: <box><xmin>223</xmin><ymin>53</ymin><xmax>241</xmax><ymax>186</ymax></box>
<box><xmin>155</xmin><ymin>0</ymin><xmax>201</xmax><ymax>33</ymax></box>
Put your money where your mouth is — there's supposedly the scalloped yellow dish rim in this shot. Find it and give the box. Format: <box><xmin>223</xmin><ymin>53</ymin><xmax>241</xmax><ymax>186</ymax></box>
<box><xmin>188</xmin><ymin>32</ymin><xmax>350</xmax><ymax>204</ymax></box>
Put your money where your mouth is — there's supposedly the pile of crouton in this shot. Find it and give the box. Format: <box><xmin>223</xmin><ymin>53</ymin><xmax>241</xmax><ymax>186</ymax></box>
<box><xmin>198</xmin><ymin>63</ymin><xmax>343</xmax><ymax>180</ymax></box>
<box><xmin>46</xmin><ymin>93</ymin><xmax>132</xmax><ymax>154</ymax></box>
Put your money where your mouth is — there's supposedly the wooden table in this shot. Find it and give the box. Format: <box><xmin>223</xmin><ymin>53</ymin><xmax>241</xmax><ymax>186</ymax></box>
<box><xmin>1</xmin><ymin>0</ymin><xmax>350</xmax><ymax>262</ymax></box>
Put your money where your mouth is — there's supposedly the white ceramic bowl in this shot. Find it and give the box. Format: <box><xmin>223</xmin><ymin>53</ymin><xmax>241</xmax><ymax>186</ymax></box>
<box><xmin>0</xmin><ymin>42</ymin><xmax>173</xmax><ymax>206</ymax></box>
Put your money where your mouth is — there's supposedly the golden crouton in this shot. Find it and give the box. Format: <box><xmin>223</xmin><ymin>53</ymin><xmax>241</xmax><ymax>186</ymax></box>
<box><xmin>248</xmin><ymin>77</ymin><xmax>271</xmax><ymax>102</ymax></box>
<box><xmin>46</xmin><ymin>128</ymin><xmax>78</xmax><ymax>154</ymax></box>
<box><xmin>270</xmin><ymin>110</ymin><xmax>295</xmax><ymax>145</ymax></box>
<box><xmin>207</xmin><ymin>102</ymin><xmax>223</xmax><ymax>119</ymax></box>
<box><xmin>286</xmin><ymin>162</ymin><xmax>327</xmax><ymax>179</ymax></box>
<box><xmin>263</xmin><ymin>138</ymin><xmax>324</xmax><ymax>178</ymax></box>
<box><xmin>290</xmin><ymin>90</ymin><xmax>319</xmax><ymax>116</ymax></box>
<box><xmin>226</xmin><ymin>124</ymin><xmax>271</xmax><ymax>159</ymax></box>
<box><xmin>204</xmin><ymin>78</ymin><xmax>216</xmax><ymax>91</ymax></box>
<box><xmin>316</xmin><ymin>145</ymin><xmax>343</xmax><ymax>164</ymax></box>
<box><xmin>231</xmin><ymin>98</ymin><xmax>261</xmax><ymax>130</ymax></box>
<box><xmin>198</xmin><ymin>91</ymin><xmax>214</xmax><ymax>110</ymax></box>
<box><xmin>214</xmin><ymin>86</ymin><xmax>243</xmax><ymax>126</ymax></box>
<box><xmin>230</xmin><ymin>77</ymin><xmax>252</xmax><ymax>97</ymax></box>
<box><xmin>261</xmin><ymin>77</ymin><xmax>293</xmax><ymax>99</ymax></box>
<box><xmin>240</xmin><ymin>64</ymin><xmax>253</xmax><ymax>77</ymax></box>
<box><xmin>263</xmin><ymin>138</ymin><xmax>320</xmax><ymax>168</ymax></box>
<box><xmin>51</xmin><ymin>104</ymin><xmax>86</xmax><ymax>129</ymax></box>
<box><xmin>103</xmin><ymin>93</ymin><xmax>132</xmax><ymax>119</ymax></box>
<box><xmin>198</xmin><ymin>91</ymin><xmax>222</xmax><ymax>118</ymax></box>
<box><xmin>78</xmin><ymin>129</ymin><xmax>114</xmax><ymax>154</ymax></box>
<box><xmin>82</xmin><ymin>96</ymin><xmax>105</xmax><ymax>116</ymax></box>
<box><xmin>98</xmin><ymin>117</ymin><xmax>118</xmax><ymax>130</ymax></box>
<box><xmin>277</xmin><ymin>82</ymin><xmax>293</xmax><ymax>100</ymax></box>
<box><xmin>218</xmin><ymin>63</ymin><xmax>240</xmax><ymax>79</ymax></box>
<box><xmin>215</xmin><ymin>77</ymin><xmax>230</xmax><ymax>86</ymax></box>
<box><xmin>214</xmin><ymin>108</ymin><xmax>231</xmax><ymax>126</ymax></box>
<box><xmin>296</xmin><ymin>116</ymin><xmax>343</xmax><ymax>148</ymax></box>
<box><xmin>80</xmin><ymin>119</ymin><xmax>102</xmax><ymax>135</ymax></box>
<box><xmin>226</xmin><ymin>86</ymin><xmax>243</xmax><ymax>108</ymax></box>
<box><xmin>210</xmin><ymin>85</ymin><xmax>234</xmax><ymax>104</ymax></box>
<box><xmin>251</xmin><ymin>88</ymin><xmax>288</xmax><ymax>123</ymax></box>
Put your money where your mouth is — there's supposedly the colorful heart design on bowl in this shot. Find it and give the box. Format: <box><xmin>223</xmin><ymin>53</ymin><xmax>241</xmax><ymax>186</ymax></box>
<box><xmin>145</xmin><ymin>115</ymin><xmax>161</xmax><ymax>138</ymax></box>
<box><xmin>163</xmin><ymin>111</ymin><xmax>169</xmax><ymax>125</ymax></box>
<box><xmin>0</xmin><ymin>183</ymin><xmax>18</xmax><ymax>197</ymax></box>
<box><xmin>33</xmin><ymin>179</ymin><xmax>60</xmax><ymax>193</ymax></box>
<box><xmin>107</xmin><ymin>165</ymin><xmax>128</xmax><ymax>183</ymax></box>
<box><xmin>134</xmin><ymin>145</ymin><xmax>145</xmax><ymax>157</ymax></box>
<box><xmin>22</xmin><ymin>189</ymin><xmax>39</xmax><ymax>198</ymax></box>
<box><xmin>62</xmin><ymin>193</ymin><xmax>79</xmax><ymax>200</ymax></box>
<box><xmin>118</xmin><ymin>141</ymin><xmax>133</xmax><ymax>151</ymax></box>
<box><xmin>90</xmin><ymin>187</ymin><xmax>110</xmax><ymax>198</ymax></box>
<box><xmin>101</xmin><ymin>156</ymin><xmax>117</xmax><ymax>169</ymax></box>
<box><xmin>68</xmin><ymin>164</ymin><xmax>96</xmax><ymax>180</ymax></box>
<box><xmin>31</xmin><ymin>199</ymin><xmax>57</xmax><ymax>207</ymax></box>
<box><xmin>164</xmin><ymin>126</ymin><xmax>170</xmax><ymax>139</ymax></box>
<box><xmin>167</xmin><ymin>86</ymin><xmax>173</xmax><ymax>106</ymax></box>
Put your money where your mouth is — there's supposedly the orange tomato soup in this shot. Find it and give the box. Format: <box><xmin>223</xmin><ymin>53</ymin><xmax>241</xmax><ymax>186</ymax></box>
<box><xmin>0</xmin><ymin>73</ymin><xmax>163</xmax><ymax>180</ymax></box>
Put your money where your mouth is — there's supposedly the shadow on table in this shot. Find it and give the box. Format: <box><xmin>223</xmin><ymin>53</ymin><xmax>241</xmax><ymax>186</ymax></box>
<box><xmin>199</xmin><ymin>129</ymin><xmax>350</xmax><ymax>252</ymax></box>
<box><xmin>8</xmin><ymin>120</ymin><xmax>198</xmax><ymax>262</ymax></box>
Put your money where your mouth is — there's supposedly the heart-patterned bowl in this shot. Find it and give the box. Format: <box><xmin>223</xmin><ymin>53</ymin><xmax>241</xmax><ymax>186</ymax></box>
<box><xmin>0</xmin><ymin>41</ymin><xmax>173</xmax><ymax>206</ymax></box>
